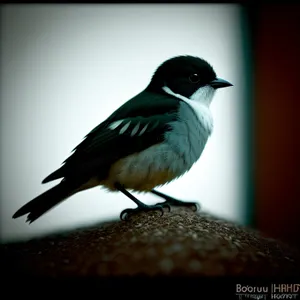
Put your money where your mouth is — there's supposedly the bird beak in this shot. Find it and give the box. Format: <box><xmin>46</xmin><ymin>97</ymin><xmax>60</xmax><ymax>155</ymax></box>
<box><xmin>210</xmin><ymin>78</ymin><xmax>233</xmax><ymax>89</ymax></box>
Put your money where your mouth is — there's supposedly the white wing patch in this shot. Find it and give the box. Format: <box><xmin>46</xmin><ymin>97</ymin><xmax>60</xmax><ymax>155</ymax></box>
<box><xmin>138</xmin><ymin>123</ymin><xmax>149</xmax><ymax>136</ymax></box>
<box><xmin>108</xmin><ymin>119</ymin><xmax>124</xmax><ymax>130</ymax></box>
<box><xmin>119</xmin><ymin>121</ymin><xmax>131</xmax><ymax>134</ymax></box>
<box><xmin>162</xmin><ymin>86</ymin><xmax>214</xmax><ymax>135</ymax></box>
<box><xmin>131</xmin><ymin>122</ymin><xmax>140</xmax><ymax>136</ymax></box>
<box><xmin>109</xmin><ymin>119</ymin><xmax>150</xmax><ymax>136</ymax></box>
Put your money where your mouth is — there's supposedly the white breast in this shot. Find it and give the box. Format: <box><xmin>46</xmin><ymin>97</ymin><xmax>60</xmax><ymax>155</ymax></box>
<box><xmin>162</xmin><ymin>85</ymin><xmax>214</xmax><ymax>135</ymax></box>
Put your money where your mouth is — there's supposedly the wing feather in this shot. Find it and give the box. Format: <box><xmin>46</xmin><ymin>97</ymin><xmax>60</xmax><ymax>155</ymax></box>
<box><xmin>42</xmin><ymin>91</ymin><xmax>181</xmax><ymax>184</ymax></box>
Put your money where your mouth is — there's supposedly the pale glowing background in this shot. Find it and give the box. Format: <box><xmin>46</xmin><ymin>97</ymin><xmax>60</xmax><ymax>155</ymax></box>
<box><xmin>1</xmin><ymin>4</ymin><xmax>247</xmax><ymax>242</ymax></box>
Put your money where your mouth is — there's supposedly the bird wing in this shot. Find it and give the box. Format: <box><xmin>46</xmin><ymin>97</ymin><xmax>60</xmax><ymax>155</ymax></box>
<box><xmin>42</xmin><ymin>90</ymin><xmax>180</xmax><ymax>184</ymax></box>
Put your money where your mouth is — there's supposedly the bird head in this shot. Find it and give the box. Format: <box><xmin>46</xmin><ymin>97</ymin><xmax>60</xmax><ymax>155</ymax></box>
<box><xmin>147</xmin><ymin>55</ymin><xmax>233</xmax><ymax>106</ymax></box>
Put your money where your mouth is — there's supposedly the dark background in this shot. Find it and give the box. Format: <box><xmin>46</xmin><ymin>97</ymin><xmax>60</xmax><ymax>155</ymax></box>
<box><xmin>246</xmin><ymin>3</ymin><xmax>300</xmax><ymax>249</ymax></box>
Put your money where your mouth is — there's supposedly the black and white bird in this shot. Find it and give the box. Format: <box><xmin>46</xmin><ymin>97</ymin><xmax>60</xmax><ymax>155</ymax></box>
<box><xmin>12</xmin><ymin>55</ymin><xmax>233</xmax><ymax>224</ymax></box>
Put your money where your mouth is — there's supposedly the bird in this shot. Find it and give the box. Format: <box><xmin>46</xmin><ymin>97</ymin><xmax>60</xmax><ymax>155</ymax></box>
<box><xmin>12</xmin><ymin>55</ymin><xmax>233</xmax><ymax>224</ymax></box>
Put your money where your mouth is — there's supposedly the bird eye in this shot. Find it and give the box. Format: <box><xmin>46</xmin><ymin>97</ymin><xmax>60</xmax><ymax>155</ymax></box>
<box><xmin>189</xmin><ymin>73</ymin><xmax>201</xmax><ymax>83</ymax></box>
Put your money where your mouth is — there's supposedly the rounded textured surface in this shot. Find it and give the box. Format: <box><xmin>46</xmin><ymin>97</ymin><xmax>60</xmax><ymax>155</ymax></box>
<box><xmin>1</xmin><ymin>208</ymin><xmax>300</xmax><ymax>277</ymax></box>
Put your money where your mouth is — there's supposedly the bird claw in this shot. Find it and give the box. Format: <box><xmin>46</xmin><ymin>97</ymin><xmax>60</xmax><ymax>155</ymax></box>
<box><xmin>183</xmin><ymin>202</ymin><xmax>200</xmax><ymax>212</ymax></box>
<box><xmin>120</xmin><ymin>208</ymin><xmax>134</xmax><ymax>221</ymax></box>
<box><xmin>162</xmin><ymin>203</ymin><xmax>171</xmax><ymax>212</ymax></box>
<box><xmin>120</xmin><ymin>204</ymin><xmax>169</xmax><ymax>221</ymax></box>
<box><xmin>180</xmin><ymin>201</ymin><xmax>200</xmax><ymax>212</ymax></box>
<box><xmin>154</xmin><ymin>199</ymin><xmax>200</xmax><ymax>212</ymax></box>
<box><xmin>191</xmin><ymin>202</ymin><xmax>201</xmax><ymax>212</ymax></box>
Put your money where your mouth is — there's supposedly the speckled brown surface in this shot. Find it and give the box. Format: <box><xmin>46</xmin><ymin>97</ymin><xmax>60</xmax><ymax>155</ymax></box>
<box><xmin>1</xmin><ymin>207</ymin><xmax>300</xmax><ymax>277</ymax></box>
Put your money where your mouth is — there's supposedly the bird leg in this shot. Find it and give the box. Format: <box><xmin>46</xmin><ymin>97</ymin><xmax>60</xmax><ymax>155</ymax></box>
<box><xmin>115</xmin><ymin>182</ymin><xmax>171</xmax><ymax>221</ymax></box>
<box><xmin>151</xmin><ymin>189</ymin><xmax>200</xmax><ymax>212</ymax></box>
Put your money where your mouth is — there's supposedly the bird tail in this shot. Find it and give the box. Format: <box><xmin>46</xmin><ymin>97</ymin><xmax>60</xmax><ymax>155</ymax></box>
<box><xmin>12</xmin><ymin>181</ymin><xmax>75</xmax><ymax>224</ymax></box>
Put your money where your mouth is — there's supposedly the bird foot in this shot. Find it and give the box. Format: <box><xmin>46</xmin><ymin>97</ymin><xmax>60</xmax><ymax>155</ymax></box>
<box><xmin>120</xmin><ymin>203</ymin><xmax>171</xmax><ymax>221</ymax></box>
<box><xmin>154</xmin><ymin>199</ymin><xmax>200</xmax><ymax>212</ymax></box>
